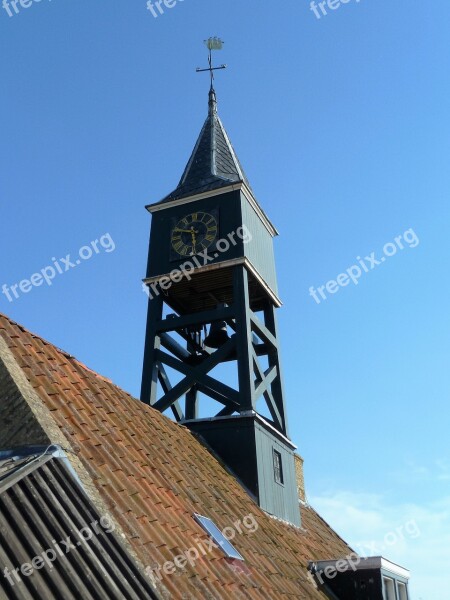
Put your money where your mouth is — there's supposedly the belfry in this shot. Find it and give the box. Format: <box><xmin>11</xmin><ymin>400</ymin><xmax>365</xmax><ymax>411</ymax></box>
<box><xmin>141</xmin><ymin>39</ymin><xmax>300</xmax><ymax>525</ymax></box>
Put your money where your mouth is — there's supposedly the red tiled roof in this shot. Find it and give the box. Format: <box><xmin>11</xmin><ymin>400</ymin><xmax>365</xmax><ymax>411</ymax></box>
<box><xmin>0</xmin><ymin>313</ymin><xmax>353</xmax><ymax>599</ymax></box>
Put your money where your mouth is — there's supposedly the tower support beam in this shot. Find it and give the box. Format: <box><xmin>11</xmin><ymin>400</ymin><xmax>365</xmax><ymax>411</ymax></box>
<box><xmin>141</xmin><ymin>293</ymin><xmax>163</xmax><ymax>406</ymax></box>
<box><xmin>233</xmin><ymin>266</ymin><xmax>255</xmax><ymax>412</ymax></box>
<box><xmin>140</xmin><ymin>266</ymin><xmax>290</xmax><ymax>436</ymax></box>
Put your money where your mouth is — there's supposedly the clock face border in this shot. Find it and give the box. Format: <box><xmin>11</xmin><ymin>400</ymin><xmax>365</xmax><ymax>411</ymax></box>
<box><xmin>169</xmin><ymin>209</ymin><xmax>219</xmax><ymax>261</ymax></box>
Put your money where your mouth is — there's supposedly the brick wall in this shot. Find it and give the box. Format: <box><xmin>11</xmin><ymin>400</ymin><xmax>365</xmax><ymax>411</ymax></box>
<box><xmin>294</xmin><ymin>453</ymin><xmax>306</xmax><ymax>504</ymax></box>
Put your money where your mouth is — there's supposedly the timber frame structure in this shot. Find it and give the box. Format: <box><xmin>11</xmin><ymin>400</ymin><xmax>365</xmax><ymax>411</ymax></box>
<box><xmin>141</xmin><ymin>264</ymin><xmax>289</xmax><ymax>437</ymax></box>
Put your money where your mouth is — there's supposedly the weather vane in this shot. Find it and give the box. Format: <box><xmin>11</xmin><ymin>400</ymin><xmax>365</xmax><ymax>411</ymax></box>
<box><xmin>196</xmin><ymin>37</ymin><xmax>227</xmax><ymax>89</ymax></box>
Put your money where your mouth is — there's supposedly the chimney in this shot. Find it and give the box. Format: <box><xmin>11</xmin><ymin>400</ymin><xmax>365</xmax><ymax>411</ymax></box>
<box><xmin>294</xmin><ymin>453</ymin><xmax>306</xmax><ymax>504</ymax></box>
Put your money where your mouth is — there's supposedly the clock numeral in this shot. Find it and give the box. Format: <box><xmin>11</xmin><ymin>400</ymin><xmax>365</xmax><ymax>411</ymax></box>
<box><xmin>205</xmin><ymin>234</ymin><xmax>216</xmax><ymax>242</ymax></box>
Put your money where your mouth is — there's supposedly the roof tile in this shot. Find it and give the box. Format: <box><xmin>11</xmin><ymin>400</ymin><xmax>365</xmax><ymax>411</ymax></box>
<box><xmin>0</xmin><ymin>312</ymin><xmax>353</xmax><ymax>599</ymax></box>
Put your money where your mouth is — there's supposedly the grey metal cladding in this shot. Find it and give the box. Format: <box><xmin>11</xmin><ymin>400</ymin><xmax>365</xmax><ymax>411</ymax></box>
<box><xmin>0</xmin><ymin>454</ymin><xmax>159</xmax><ymax>600</ymax></box>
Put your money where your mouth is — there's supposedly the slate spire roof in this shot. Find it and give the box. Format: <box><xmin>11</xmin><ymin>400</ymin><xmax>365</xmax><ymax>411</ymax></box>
<box><xmin>159</xmin><ymin>86</ymin><xmax>252</xmax><ymax>203</ymax></box>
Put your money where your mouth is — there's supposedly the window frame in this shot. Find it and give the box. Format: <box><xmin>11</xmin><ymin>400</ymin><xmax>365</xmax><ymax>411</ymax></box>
<box><xmin>193</xmin><ymin>514</ymin><xmax>245</xmax><ymax>561</ymax></box>
<box><xmin>382</xmin><ymin>576</ymin><xmax>396</xmax><ymax>600</ymax></box>
<box><xmin>397</xmin><ymin>580</ymin><xmax>408</xmax><ymax>600</ymax></box>
<box><xmin>272</xmin><ymin>448</ymin><xmax>284</xmax><ymax>486</ymax></box>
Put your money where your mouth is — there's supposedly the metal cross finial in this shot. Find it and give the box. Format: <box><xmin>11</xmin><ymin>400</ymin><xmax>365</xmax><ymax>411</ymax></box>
<box><xmin>196</xmin><ymin>37</ymin><xmax>227</xmax><ymax>89</ymax></box>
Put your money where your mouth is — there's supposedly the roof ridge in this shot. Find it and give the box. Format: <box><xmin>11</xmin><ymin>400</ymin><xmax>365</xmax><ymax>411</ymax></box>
<box><xmin>307</xmin><ymin>503</ymin><xmax>357</xmax><ymax>553</ymax></box>
<box><xmin>214</xmin><ymin>113</ymin><xmax>248</xmax><ymax>182</ymax></box>
<box><xmin>0</xmin><ymin>312</ymin><xmax>203</xmax><ymax>436</ymax></box>
<box><xmin>0</xmin><ymin>312</ymin><xmax>114</xmax><ymax>385</ymax></box>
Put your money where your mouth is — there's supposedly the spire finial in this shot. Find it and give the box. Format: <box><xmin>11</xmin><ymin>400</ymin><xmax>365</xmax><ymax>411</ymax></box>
<box><xmin>196</xmin><ymin>37</ymin><xmax>227</xmax><ymax>112</ymax></box>
<box><xmin>208</xmin><ymin>86</ymin><xmax>218</xmax><ymax>115</ymax></box>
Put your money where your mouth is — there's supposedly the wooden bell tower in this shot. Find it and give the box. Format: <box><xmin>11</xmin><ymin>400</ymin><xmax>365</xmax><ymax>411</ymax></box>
<box><xmin>141</xmin><ymin>42</ymin><xmax>301</xmax><ymax>526</ymax></box>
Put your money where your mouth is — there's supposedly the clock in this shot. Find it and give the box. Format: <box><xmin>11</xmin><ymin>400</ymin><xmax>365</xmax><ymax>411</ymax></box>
<box><xmin>170</xmin><ymin>210</ymin><xmax>219</xmax><ymax>259</ymax></box>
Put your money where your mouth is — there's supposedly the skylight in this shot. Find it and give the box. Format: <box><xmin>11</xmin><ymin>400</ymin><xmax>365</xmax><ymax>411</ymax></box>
<box><xmin>194</xmin><ymin>514</ymin><xmax>244</xmax><ymax>561</ymax></box>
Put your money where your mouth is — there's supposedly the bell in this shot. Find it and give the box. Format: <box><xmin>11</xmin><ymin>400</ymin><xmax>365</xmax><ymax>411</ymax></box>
<box><xmin>204</xmin><ymin>321</ymin><xmax>230</xmax><ymax>349</ymax></box>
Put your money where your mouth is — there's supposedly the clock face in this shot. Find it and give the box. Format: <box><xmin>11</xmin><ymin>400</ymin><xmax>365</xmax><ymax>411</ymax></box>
<box><xmin>171</xmin><ymin>211</ymin><xmax>219</xmax><ymax>257</ymax></box>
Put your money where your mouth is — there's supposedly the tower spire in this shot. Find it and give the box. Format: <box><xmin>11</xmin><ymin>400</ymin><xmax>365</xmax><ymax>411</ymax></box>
<box><xmin>152</xmin><ymin>38</ymin><xmax>251</xmax><ymax>205</ymax></box>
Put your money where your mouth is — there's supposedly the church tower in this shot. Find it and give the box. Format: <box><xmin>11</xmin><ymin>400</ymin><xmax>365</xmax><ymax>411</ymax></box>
<box><xmin>141</xmin><ymin>40</ymin><xmax>300</xmax><ymax>526</ymax></box>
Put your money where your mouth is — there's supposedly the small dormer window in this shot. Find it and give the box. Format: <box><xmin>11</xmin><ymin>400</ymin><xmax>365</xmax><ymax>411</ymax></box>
<box><xmin>273</xmin><ymin>449</ymin><xmax>284</xmax><ymax>485</ymax></box>
<box><xmin>397</xmin><ymin>581</ymin><xmax>408</xmax><ymax>600</ymax></box>
<box><xmin>383</xmin><ymin>576</ymin><xmax>396</xmax><ymax>600</ymax></box>
<box><xmin>309</xmin><ymin>556</ymin><xmax>410</xmax><ymax>599</ymax></box>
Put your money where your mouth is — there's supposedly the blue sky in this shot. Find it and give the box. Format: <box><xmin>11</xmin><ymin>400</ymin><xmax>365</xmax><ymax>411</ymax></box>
<box><xmin>1</xmin><ymin>0</ymin><xmax>449</xmax><ymax>597</ymax></box>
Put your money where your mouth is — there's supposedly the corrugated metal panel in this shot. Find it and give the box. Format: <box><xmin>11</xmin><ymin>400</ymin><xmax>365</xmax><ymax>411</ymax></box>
<box><xmin>241</xmin><ymin>199</ymin><xmax>279</xmax><ymax>296</ymax></box>
<box><xmin>0</xmin><ymin>454</ymin><xmax>159</xmax><ymax>600</ymax></box>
